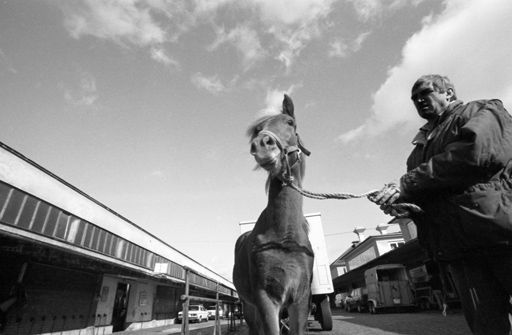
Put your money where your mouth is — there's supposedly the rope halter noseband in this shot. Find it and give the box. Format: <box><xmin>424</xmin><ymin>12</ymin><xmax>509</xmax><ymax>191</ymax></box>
<box><xmin>257</xmin><ymin>129</ymin><xmax>309</xmax><ymax>184</ymax></box>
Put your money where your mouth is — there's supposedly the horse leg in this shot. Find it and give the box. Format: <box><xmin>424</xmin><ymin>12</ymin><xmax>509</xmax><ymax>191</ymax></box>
<box><xmin>287</xmin><ymin>299</ymin><xmax>311</xmax><ymax>335</ymax></box>
<box><xmin>254</xmin><ymin>291</ymin><xmax>280</xmax><ymax>335</ymax></box>
<box><xmin>243</xmin><ymin>303</ymin><xmax>262</xmax><ymax>335</ymax></box>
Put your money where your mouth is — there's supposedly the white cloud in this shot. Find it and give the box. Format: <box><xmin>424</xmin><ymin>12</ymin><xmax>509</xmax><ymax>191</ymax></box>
<box><xmin>191</xmin><ymin>72</ymin><xmax>227</xmax><ymax>95</ymax></box>
<box><xmin>348</xmin><ymin>0</ymin><xmax>426</xmax><ymax>22</ymax></box>
<box><xmin>329</xmin><ymin>31</ymin><xmax>370</xmax><ymax>58</ymax></box>
<box><xmin>150</xmin><ymin>47</ymin><xmax>179</xmax><ymax>68</ymax></box>
<box><xmin>339</xmin><ymin>0</ymin><xmax>512</xmax><ymax>143</ymax></box>
<box><xmin>253</xmin><ymin>0</ymin><xmax>334</xmax><ymax>25</ymax></box>
<box><xmin>273</xmin><ymin>24</ymin><xmax>321</xmax><ymax>69</ymax></box>
<box><xmin>56</xmin><ymin>0</ymin><xmax>338</xmax><ymax>70</ymax></box>
<box><xmin>257</xmin><ymin>85</ymin><xmax>300</xmax><ymax>117</ymax></box>
<box><xmin>64</xmin><ymin>70</ymin><xmax>99</xmax><ymax>108</ymax></box>
<box><xmin>255</xmin><ymin>0</ymin><xmax>336</xmax><ymax>68</ymax></box>
<box><xmin>61</xmin><ymin>0</ymin><xmax>166</xmax><ymax>45</ymax></box>
<box><xmin>55</xmin><ymin>0</ymin><xmax>346</xmax><ymax>69</ymax></box>
<box><xmin>207</xmin><ymin>0</ymin><xmax>338</xmax><ymax>69</ymax></box>
<box><xmin>209</xmin><ymin>25</ymin><xmax>265</xmax><ymax>70</ymax></box>
<box><xmin>57</xmin><ymin>0</ymin><xmax>191</xmax><ymax>67</ymax></box>
<box><xmin>59</xmin><ymin>0</ymin><xmax>426</xmax><ymax>73</ymax></box>
<box><xmin>193</xmin><ymin>0</ymin><xmax>233</xmax><ymax>14</ymax></box>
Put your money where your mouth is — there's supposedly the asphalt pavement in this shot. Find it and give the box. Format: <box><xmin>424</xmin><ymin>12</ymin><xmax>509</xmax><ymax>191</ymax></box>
<box><xmin>117</xmin><ymin>308</ymin><xmax>471</xmax><ymax>335</ymax></box>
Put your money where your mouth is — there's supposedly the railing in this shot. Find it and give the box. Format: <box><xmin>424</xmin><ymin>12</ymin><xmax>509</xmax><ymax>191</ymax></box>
<box><xmin>180</xmin><ymin>268</ymin><xmax>240</xmax><ymax>335</ymax></box>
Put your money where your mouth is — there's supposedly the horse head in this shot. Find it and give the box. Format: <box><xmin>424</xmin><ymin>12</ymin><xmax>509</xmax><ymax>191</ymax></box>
<box><xmin>248</xmin><ymin>95</ymin><xmax>310</xmax><ymax>182</ymax></box>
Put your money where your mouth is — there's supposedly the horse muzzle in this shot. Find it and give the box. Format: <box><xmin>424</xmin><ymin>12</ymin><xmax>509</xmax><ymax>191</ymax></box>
<box><xmin>255</xmin><ymin>154</ymin><xmax>282</xmax><ymax>174</ymax></box>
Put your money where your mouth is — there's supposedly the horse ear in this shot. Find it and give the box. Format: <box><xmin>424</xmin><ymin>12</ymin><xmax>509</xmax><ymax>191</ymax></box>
<box><xmin>282</xmin><ymin>94</ymin><xmax>295</xmax><ymax>118</ymax></box>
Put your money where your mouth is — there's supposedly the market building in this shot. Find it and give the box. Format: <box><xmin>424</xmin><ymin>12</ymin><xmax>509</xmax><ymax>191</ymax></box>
<box><xmin>0</xmin><ymin>142</ymin><xmax>237</xmax><ymax>335</ymax></box>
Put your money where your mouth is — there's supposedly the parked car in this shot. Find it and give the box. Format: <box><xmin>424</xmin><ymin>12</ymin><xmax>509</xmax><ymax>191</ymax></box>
<box><xmin>206</xmin><ymin>305</ymin><xmax>224</xmax><ymax>320</ymax></box>
<box><xmin>345</xmin><ymin>287</ymin><xmax>368</xmax><ymax>313</ymax></box>
<box><xmin>176</xmin><ymin>304</ymin><xmax>209</xmax><ymax>323</ymax></box>
<box><xmin>335</xmin><ymin>292</ymin><xmax>349</xmax><ymax>309</ymax></box>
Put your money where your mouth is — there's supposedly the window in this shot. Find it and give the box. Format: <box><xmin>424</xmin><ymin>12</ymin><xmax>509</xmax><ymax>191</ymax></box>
<box><xmin>390</xmin><ymin>241</ymin><xmax>405</xmax><ymax>249</ymax></box>
<box><xmin>336</xmin><ymin>266</ymin><xmax>347</xmax><ymax>276</ymax></box>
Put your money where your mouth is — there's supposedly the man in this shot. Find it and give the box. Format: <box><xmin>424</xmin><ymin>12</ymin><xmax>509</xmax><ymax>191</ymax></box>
<box><xmin>369</xmin><ymin>74</ymin><xmax>512</xmax><ymax>335</ymax></box>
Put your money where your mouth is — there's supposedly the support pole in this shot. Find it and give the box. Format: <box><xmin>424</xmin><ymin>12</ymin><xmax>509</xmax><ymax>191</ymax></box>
<box><xmin>180</xmin><ymin>268</ymin><xmax>190</xmax><ymax>335</ymax></box>
<box><xmin>213</xmin><ymin>283</ymin><xmax>221</xmax><ymax>335</ymax></box>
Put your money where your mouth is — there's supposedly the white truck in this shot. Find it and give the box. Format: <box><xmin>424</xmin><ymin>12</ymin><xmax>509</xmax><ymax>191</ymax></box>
<box><xmin>239</xmin><ymin>212</ymin><xmax>334</xmax><ymax>330</ymax></box>
<box><xmin>365</xmin><ymin>264</ymin><xmax>416</xmax><ymax>314</ymax></box>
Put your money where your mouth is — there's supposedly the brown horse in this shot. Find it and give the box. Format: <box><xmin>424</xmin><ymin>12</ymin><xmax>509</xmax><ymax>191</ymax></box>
<box><xmin>233</xmin><ymin>95</ymin><xmax>314</xmax><ymax>335</ymax></box>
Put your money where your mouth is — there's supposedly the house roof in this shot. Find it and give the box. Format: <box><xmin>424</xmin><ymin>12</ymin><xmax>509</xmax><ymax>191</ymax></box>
<box><xmin>330</xmin><ymin>231</ymin><xmax>404</xmax><ymax>266</ymax></box>
<box><xmin>332</xmin><ymin>238</ymin><xmax>428</xmax><ymax>291</ymax></box>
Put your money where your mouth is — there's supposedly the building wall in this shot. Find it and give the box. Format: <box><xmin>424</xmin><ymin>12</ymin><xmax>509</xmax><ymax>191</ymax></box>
<box><xmin>1</xmin><ymin>259</ymin><xmax>101</xmax><ymax>335</ymax></box>
<box><xmin>153</xmin><ymin>284</ymin><xmax>183</xmax><ymax>320</ymax></box>
<box><xmin>95</xmin><ymin>276</ymin><xmax>120</xmax><ymax>327</ymax></box>
<box><xmin>95</xmin><ymin>275</ymin><xmax>180</xmax><ymax>332</ymax></box>
<box><xmin>126</xmin><ymin>281</ymin><xmax>153</xmax><ymax>324</ymax></box>
<box><xmin>332</xmin><ymin>265</ymin><xmax>347</xmax><ymax>278</ymax></box>
<box><xmin>375</xmin><ymin>238</ymin><xmax>405</xmax><ymax>255</ymax></box>
<box><xmin>330</xmin><ymin>233</ymin><xmax>406</xmax><ymax>279</ymax></box>
<box><xmin>346</xmin><ymin>244</ymin><xmax>377</xmax><ymax>271</ymax></box>
<box><xmin>399</xmin><ymin>219</ymin><xmax>417</xmax><ymax>242</ymax></box>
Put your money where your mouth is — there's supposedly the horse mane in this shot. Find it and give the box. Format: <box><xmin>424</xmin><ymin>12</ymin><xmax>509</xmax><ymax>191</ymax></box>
<box><xmin>303</xmin><ymin>219</ymin><xmax>310</xmax><ymax>235</ymax></box>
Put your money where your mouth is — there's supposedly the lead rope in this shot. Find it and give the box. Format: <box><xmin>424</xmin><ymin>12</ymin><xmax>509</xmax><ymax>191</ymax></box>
<box><xmin>286</xmin><ymin>182</ymin><xmax>377</xmax><ymax>200</ymax></box>
<box><xmin>284</xmin><ymin>181</ymin><xmax>423</xmax><ymax>217</ymax></box>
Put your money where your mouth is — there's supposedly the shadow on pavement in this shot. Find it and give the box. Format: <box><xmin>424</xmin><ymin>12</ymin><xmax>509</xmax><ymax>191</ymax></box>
<box><xmin>329</xmin><ymin>309</ymin><xmax>471</xmax><ymax>335</ymax></box>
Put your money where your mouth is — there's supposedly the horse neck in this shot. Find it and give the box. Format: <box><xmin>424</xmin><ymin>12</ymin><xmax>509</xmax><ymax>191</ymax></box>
<box><xmin>266</xmin><ymin>164</ymin><xmax>304</xmax><ymax>229</ymax></box>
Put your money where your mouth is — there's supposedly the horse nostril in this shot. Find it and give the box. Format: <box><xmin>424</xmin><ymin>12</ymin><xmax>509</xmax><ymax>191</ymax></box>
<box><xmin>262</xmin><ymin>135</ymin><xmax>275</xmax><ymax>147</ymax></box>
<box><xmin>250</xmin><ymin>142</ymin><xmax>257</xmax><ymax>155</ymax></box>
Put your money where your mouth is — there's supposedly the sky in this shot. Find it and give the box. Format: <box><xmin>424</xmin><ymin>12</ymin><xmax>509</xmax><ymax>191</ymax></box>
<box><xmin>1</xmin><ymin>0</ymin><xmax>512</xmax><ymax>281</ymax></box>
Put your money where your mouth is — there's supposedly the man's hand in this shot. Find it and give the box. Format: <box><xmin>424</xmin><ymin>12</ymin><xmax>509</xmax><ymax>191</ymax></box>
<box><xmin>380</xmin><ymin>204</ymin><xmax>408</xmax><ymax>217</ymax></box>
<box><xmin>368</xmin><ymin>182</ymin><xmax>421</xmax><ymax>218</ymax></box>
<box><xmin>368</xmin><ymin>182</ymin><xmax>401</xmax><ymax>206</ymax></box>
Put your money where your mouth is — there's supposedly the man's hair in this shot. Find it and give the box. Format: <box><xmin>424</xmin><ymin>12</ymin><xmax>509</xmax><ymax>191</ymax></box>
<box><xmin>413</xmin><ymin>74</ymin><xmax>457</xmax><ymax>101</ymax></box>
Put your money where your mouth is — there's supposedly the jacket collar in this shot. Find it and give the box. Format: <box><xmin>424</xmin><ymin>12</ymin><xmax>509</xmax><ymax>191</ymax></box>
<box><xmin>437</xmin><ymin>100</ymin><xmax>463</xmax><ymax>123</ymax></box>
<box><xmin>411</xmin><ymin>100</ymin><xmax>464</xmax><ymax>145</ymax></box>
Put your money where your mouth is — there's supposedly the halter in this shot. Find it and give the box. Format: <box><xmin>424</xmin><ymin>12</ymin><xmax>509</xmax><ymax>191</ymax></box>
<box><xmin>258</xmin><ymin>129</ymin><xmax>310</xmax><ymax>185</ymax></box>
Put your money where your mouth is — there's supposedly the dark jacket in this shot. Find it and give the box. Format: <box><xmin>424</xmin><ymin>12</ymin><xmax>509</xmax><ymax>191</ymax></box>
<box><xmin>401</xmin><ymin>99</ymin><xmax>512</xmax><ymax>261</ymax></box>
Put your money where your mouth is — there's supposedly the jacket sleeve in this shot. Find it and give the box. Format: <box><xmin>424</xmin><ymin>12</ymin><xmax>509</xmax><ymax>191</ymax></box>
<box><xmin>400</xmin><ymin>100</ymin><xmax>512</xmax><ymax>198</ymax></box>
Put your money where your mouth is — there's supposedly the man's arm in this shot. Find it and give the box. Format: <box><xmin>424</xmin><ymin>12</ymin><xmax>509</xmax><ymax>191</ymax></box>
<box><xmin>401</xmin><ymin>100</ymin><xmax>511</xmax><ymax>198</ymax></box>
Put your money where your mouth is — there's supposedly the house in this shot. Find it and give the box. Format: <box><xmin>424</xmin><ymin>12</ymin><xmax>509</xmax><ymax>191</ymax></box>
<box><xmin>330</xmin><ymin>225</ymin><xmax>406</xmax><ymax>288</ymax></box>
<box><xmin>329</xmin><ymin>218</ymin><xmax>459</xmax><ymax>311</ymax></box>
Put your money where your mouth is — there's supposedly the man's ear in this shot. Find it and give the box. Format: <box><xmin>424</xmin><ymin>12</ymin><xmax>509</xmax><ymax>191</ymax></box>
<box><xmin>446</xmin><ymin>88</ymin><xmax>455</xmax><ymax>101</ymax></box>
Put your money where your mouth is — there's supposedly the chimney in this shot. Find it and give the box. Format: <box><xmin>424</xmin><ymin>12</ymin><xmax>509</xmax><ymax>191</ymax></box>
<box><xmin>376</xmin><ymin>224</ymin><xmax>389</xmax><ymax>235</ymax></box>
<box><xmin>353</xmin><ymin>227</ymin><xmax>366</xmax><ymax>242</ymax></box>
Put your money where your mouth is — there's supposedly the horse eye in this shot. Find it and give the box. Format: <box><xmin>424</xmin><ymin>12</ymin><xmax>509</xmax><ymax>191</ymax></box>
<box><xmin>287</xmin><ymin>119</ymin><xmax>294</xmax><ymax>126</ymax></box>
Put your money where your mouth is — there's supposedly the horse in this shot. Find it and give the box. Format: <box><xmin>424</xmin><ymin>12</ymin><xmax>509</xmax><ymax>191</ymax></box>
<box><xmin>233</xmin><ymin>95</ymin><xmax>314</xmax><ymax>335</ymax></box>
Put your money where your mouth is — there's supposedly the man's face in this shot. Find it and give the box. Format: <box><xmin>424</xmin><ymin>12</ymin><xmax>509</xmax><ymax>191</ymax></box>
<box><xmin>411</xmin><ymin>82</ymin><xmax>452</xmax><ymax>120</ymax></box>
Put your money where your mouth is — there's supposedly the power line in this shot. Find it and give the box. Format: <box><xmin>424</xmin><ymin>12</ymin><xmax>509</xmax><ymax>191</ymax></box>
<box><xmin>324</xmin><ymin>226</ymin><xmax>398</xmax><ymax>237</ymax></box>
<box><xmin>324</xmin><ymin>231</ymin><xmax>355</xmax><ymax>237</ymax></box>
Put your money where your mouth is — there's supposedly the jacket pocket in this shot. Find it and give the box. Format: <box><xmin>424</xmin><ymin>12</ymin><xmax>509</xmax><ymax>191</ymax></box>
<box><xmin>449</xmin><ymin>183</ymin><xmax>512</xmax><ymax>249</ymax></box>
